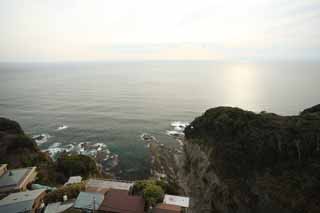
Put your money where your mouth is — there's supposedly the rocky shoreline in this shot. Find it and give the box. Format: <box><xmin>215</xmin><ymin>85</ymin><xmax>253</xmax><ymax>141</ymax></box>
<box><xmin>148</xmin><ymin>104</ymin><xmax>320</xmax><ymax>213</ymax></box>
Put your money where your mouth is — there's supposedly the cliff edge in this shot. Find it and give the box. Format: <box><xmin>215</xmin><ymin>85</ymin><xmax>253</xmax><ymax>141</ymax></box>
<box><xmin>180</xmin><ymin>105</ymin><xmax>320</xmax><ymax>212</ymax></box>
<box><xmin>0</xmin><ymin>117</ymin><xmax>100</xmax><ymax>185</ymax></box>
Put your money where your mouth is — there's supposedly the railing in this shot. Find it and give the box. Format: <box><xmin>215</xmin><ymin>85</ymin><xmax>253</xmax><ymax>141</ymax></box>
<box><xmin>87</xmin><ymin>177</ymin><xmax>137</xmax><ymax>183</ymax></box>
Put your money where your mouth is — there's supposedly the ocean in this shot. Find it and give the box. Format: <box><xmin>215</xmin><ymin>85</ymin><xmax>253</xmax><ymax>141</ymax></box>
<box><xmin>0</xmin><ymin>61</ymin><xmax>319</xmax><ymax>179</ymax></box>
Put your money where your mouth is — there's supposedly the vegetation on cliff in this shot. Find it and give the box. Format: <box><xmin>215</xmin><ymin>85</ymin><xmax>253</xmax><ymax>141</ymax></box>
<box><xmin>44</xmin><ymin>182</ymin><xmax>85</xmax><ymax>203</ymax></box>
<box><xmin>0</xmin><ymin>117</ymin><xmax>100</xmax><ymax>186</ymax></box>
<box><xmin>133</xmin><ymin>180</ymin><xmax>170</xmax><ymax>207</ymax></box>
<box><xmin>56</xmin><ymin>154</ymin><xmax>99</xmax><ymax>181</ymax></box>
<box><xmin>183</xmin><ymin>105</ymin><xmax>320</xmax><ymax>212</ymax></box>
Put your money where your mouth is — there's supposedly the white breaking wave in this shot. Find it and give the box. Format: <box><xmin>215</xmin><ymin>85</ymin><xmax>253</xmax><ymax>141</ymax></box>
<box><xmin>32</xmin><ymin>134</ymin><xmax>51</xmax><ymax>145</ymax></box>
<box><xmin>50</xmin><ymin>142</ymin><xmax>62</xmax><ymax>148</ymax></box>
<box><xmin>140</xmin><ymin>133</ymin><xmax>157</xmax><ymax>142</ymax></box>
<box><xmin>171</xmin><ymin>121</ymin><xmax>189</xmax><ymax>129</ymax></box>
<box><xmin>93</xmin><ymin>143</ymin><xmax>107</xmax><ymax>151</ymax></box>
<box><xmin>56</xmin><ymin>125</ymin><xmax>68</xmax><ymax>131</ymax></box>
<box><xmin>166</xmin><ymin>130</ymin><xmax>185</xmax><ymax>137</ymax></box>
<box><xmin>44</xmin><ymin>141</ymin><xmax>111</xmax><ymax>160</ymax></box>
<box><xmin>44</xmin><ymin>142</ymin><xmax>66</xmax><ymax>157</ymax></box>
<box><xmin>45</xmin><ymin>147</ymin><xmax>65</xmax><ymax>157</ymax></box>
<box><xmin>166</xmin><ymin>121</ymin><xmax>189</xmax><ymax>137</ymax></box>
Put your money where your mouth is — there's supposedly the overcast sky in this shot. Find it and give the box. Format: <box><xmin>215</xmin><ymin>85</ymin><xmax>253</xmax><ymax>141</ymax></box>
<box><xmin>0</xmin><ymin>0</ymin><xmax>320</xmax><ymax>61</ymax></box>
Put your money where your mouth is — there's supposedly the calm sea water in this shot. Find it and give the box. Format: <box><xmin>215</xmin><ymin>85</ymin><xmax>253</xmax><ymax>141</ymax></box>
<box><xmin>0</xmin><ymin>61</ymin><xmax>319</xmax><ymax>178</ymax></box>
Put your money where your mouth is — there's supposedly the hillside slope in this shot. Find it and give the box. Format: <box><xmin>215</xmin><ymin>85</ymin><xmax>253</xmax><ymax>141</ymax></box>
<box><xmin>181</xmin><ymin>105</ymin><xmax>320</xmax><ymax>213</ymax></box>
<box><xmin>0</xmin><ymin>117</ymin><xmax>100</xmax><ymax>185</ymax></box>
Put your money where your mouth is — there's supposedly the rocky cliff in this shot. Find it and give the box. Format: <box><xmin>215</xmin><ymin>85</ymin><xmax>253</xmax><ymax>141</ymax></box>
<box><xmin>0</xmin><ymin>117</ymin><xmax>100</xmax><ymax>185</ymax></box>
<box><xmin>180</xmin><ymin>105</ymin><xmax>320</xmax><ymax>213</ymax></box>
<box><xmin>0</xmin><ymin>118</ymin><xmax>53</xmax><ymax>166</ymax></box>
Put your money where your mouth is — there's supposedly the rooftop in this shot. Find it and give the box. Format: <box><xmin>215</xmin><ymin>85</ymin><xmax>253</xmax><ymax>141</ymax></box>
<box><xmin>44</xmin><ymin>200</ymin><xmax>75</xmax><ymax>213</ymax></box>
<box><xmin>0</xmin><ymin>189</ymin><xmax>46</xmax><ymax>212</ymax></box>
<box><xmin>64</xmin><ymin>176</ymin><xmax>82</xmax><ymax>185</ymax></box>
<box><xmin>153</xmin><ymin>203</ymin><xmax>181</xmax><ymax>213</ymax></box>
<box><xmin>86</xmin><ymin>179</ymin><xmax>133</xmax><ymax>192</ymax></box>
<box><xmin>99</xmin><ymin>189</ymin><xmax>145</xmax><ymax>213</ymax></box>
<box><xmin>163</xmin><ymin>195</ymin><xmax>189</xmax><ymax>208</ymax></box>
<box><xmin>74</xmin><ymin>192</ymin><xmax>104</xmax><ymax>210</ymax></box>
<box><xmin>0</xmin><ymin>167</ymin><xmax>36</xmax><ymax>188</ymax></box>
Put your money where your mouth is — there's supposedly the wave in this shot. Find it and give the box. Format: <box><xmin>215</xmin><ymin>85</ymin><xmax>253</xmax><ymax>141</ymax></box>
<box><xmin>140</xmin><ymin>133</ymin><xmax>157</xmax><ymax>142</ymax></box>
<box><xmin>50</xmin><ymin>142</ymin><xmax>62</xmax><ymax>148</ymax></box>
<box><xmin>166</xmin><ymin>130</ymin><xmax>184</xmax><ymax>137</ymax></box>
<box><xmin>32</xmin><ymin>134</ymin><xmax>51</xmax><ymax>145</ymax></box>
<box><xmin>166</xmin><ymin>121</ymin><xmax>189</xmax><ymax>138</ymax></box>
<box><xmin>56</xmin><ymin>125</ymin><xmax>68</xmax><ymax>131</ymax></box>
<box><xmin>44</xmin><ymin>141</ymin><xmax>112</xmax><ymax>160</ymax></box>
<box><xmin>171</xmin><ymin>121</ymin><xmax>189</xmax><ymax>131</ymax></box>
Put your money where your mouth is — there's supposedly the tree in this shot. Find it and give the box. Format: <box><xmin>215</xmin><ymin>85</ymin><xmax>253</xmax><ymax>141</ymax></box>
<box><xmin>143</xmin><ymin>183</ymin><xmax>164</xmax><ymax>206</ymax></box>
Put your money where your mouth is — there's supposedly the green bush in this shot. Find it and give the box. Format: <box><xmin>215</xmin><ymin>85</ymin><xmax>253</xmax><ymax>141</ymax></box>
<box><xmin>56</xmin><ymin>154</ymin><xmax>99</xmax><ymax>180</ymax></box>
<box><xmin>133</xmin><ymin>180</ymin><xmax>165</xmax><ymax>207</ymax></box>
<box><xmin>44</xmin><ymin>183</ymin><xmax>85</xmax><ymax>203</ymax></box>
<box><xmin>143</xmin><ymin>184</ymin><xmax>164</xmax><ymax>206</ymax></box>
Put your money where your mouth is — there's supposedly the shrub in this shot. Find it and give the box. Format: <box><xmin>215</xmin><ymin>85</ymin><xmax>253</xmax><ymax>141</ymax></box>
<box><xmin>44</xmin><ymin>183</ymin><xmax>85</xmax><ymax>203</ymax></box>
<box><xmin>133</xmin><ymin>180</ymin><xmax>165</xmax><ymax>207</ymax></box>
<box><xmin>56</xmin><ymin>154</ymin><xmax>99</xmax><ymax>180</ymax></box>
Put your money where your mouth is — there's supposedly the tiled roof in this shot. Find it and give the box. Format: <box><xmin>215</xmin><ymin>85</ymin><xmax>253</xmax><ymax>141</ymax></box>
<box><xmin>153</xmin><ymin>203</ymin><xmax>181</xmax><ymax>213</ymax></box>
<box><xmin>99</xmin><ymin>189</ymin><xmax>145</xmax><ymax>213</ymax></box>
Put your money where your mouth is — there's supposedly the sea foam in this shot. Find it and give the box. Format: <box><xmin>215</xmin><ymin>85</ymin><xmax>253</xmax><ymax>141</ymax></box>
<box><xmin>56</xmin><ymin>125</ymin><xmax>68</xmax><ymax>131</ymax></box>
<box><xmin>32</xmin><ymin>133</ymin><xmax>51</xmax><ymax>145</ymax></box>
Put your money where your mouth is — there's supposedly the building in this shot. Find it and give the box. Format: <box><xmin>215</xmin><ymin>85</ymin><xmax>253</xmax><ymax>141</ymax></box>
<box><xmin>86</xmin><ymin>179</ymin><xmax>134</xmax><ymax>194</ymax></box>
<box><xmin>98</xmin><ymin>189</ymin><xmax>145</xmax><ymax>213</ymax></box>
<box><xmin>64</xmin><ymin>176</ymin><xmax>82</xmax><ymax>185</ymax></box>
<box><xmin>0</xmin><ymin>189</ymin><xmax>46</xmax><ymax>213</ymax></box>
<box><xmin>0</xmin><ymin>164</ymin><xmax>37</xmax><ymax>193</ymax></box>
<box><xmin>163</xmin><ymin>195</ymin><xmax>189</xmax><ymax>208</ymax></box>
<box><xmin>44</xmin><ymin>200</ymin><xmax>75</xmax><ymax>213</ymax></box>
<box><xmin>153</xmin><ymin>194</ymin><xmax>190</xmax><ymax>213</ymax></box>
<box><xmin>153</xmin><ymin>203</ymin><xmax>182</xmax><ymax>213</ymax></box>
<box><xmin>73</xmin><ymin>191</ymin><xmax>104</xmax><ymax>212</ymax></box>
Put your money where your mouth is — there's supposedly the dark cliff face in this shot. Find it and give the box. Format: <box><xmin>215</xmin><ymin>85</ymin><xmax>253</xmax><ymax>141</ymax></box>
<box><xmin>0</xmin><ymin>117</ymin><xmax>50</xmax><ymax>168</ymax></box>
<box><xmin>182</xmin><ymin>105</ymin><xmax>320</xmax><ymax>213</ymax></box>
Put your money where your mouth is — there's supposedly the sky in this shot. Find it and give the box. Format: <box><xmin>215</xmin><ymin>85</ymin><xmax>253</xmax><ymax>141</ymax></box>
<box><xmin>0</xmin><ymin>0</ymin><xmax>320</xmax><ymax>62</ymax></box>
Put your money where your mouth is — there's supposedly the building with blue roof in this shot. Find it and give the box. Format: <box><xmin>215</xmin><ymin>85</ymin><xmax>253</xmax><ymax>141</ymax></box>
<box><xmin>74</xmin><ymin>191</ymin><xmax>104</xmax><ymax>211</ymax></box>
<box><xmin>0</xmin><ymin>189</ymin><xmax>46</xmax><ymax>213</ymax></box>
<box><xmin>0</xmin><ymin>164</ymin><xmax>37</xmax><ymax>193</ymax></box>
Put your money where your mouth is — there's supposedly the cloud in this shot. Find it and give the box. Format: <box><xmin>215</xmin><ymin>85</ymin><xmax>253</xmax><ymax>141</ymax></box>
<box><xmin>0</xmin><ymin>0</ymin><xmax>319</xmax><ymax>61</ymax></box>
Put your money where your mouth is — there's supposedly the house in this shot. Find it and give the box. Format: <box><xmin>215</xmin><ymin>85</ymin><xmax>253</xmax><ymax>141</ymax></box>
<box><xmin>0</xmin><ymin>189</ymin><xmax>46</xmax><ymax>213</ymax></box>
<box><xmin>0</xmin><ymin>164</ymin><xmax>37</xmax><ymax>193</ymax></box>
<box><xmin>98</xmin><ymin>189</ymin><xmax>145</xmax><ymax>213</ymax></box>
<box><xmin>44</xmin><ymin>200</ymin><xmax>75</xmax><ymax>213</ymax></box>
<box><xmin>64</xmin><ymin>176</ymin><xmax>82</xmax><ymax>185</ymax></box>
<box><xmin>73</xmin><ymin>191</ymin><xmax>104</xmax><ymax>212</ymax></box>
<box><xmin>85</xmin><ymin>179</ymin><xmax>134</xmax><ymax>194</ymax></box>
<box><xmin>153</xmin><ymin>194</ymin><xmax>190</xmax><ymax>213</ymax></box>
<box><xmin>153</xmin><ymin>203</ymin><xmax>182</xmax><ymax>213</ymax></box>
<box><xmin>163</xmin><ymin>195</ymin><xmax>189</xmax><ymax>208</ymax></box>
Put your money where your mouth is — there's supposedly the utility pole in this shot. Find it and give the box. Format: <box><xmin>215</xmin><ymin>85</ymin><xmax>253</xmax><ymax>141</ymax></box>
<box><xmin>92</xmin><ymin>196</ymin><xmax>96</xmax><ymax>213</ymax></box>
